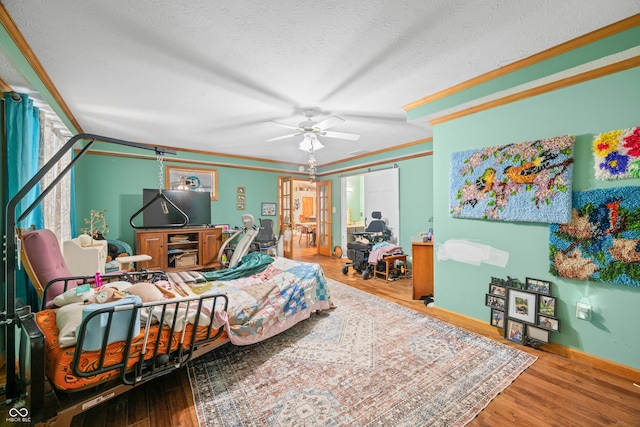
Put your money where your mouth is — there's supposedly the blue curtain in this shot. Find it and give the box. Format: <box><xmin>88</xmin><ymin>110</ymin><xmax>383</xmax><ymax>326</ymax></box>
<box><xmin>4</xmin><ymin>92</ymin><xmax>43</xmax><ymax>305</ymax></box>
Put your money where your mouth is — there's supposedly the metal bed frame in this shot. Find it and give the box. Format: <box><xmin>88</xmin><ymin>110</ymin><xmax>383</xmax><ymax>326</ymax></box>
<box><xmin>19</xmin><ymin>271</ymin><xmax>229</xmax><ymax>425</ymax></box>
<box><xmin>1</xmin><ymin>134</ymin><xmax>233</xmax><ymax>425</ymax></box>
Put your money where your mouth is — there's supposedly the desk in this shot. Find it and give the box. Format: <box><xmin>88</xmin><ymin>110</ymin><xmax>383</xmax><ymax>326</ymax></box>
<box><xmin>296</xmin><ymin>222</ymin><xmax>316</xmax><ymax>246</ymax></box>
<box><xmin>375</xmin><ymin>254</ymin><xmax>407</xmax><ymax>282</ymax></box>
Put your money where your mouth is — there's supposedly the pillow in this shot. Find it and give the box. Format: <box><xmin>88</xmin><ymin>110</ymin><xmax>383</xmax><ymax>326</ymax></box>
<box><xmin>127</xmin><ymin>282</ymin><xmax>163</xmax><ymax>302</ymax></box>
<box><xmin>56</xmin><ymin>303</ymin><xmax>85</xmax><ymax>348</ymax></box>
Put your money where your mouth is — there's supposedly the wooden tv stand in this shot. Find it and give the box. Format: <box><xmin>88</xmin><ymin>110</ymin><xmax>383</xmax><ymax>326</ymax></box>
<box><xmin>135</xmin><ymin>227</ymin><xmax>222</xmax><ymax>272</ymax></box>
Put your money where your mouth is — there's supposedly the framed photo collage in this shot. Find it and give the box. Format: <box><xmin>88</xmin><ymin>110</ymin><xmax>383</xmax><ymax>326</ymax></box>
<box><xmin>486</xmin><ymin>276</ymin><xmax>560</xmax><ymax>347</ymax></box>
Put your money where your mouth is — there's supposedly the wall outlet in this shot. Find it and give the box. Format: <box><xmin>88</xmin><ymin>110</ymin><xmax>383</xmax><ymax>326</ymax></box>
<box><xmin>576</xmin><ymin>297</ymin><xmax>591</xmax><ymax>320</ymax></box>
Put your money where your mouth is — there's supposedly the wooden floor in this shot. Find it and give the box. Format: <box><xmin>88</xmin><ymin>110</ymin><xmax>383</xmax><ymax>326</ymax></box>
<box><xmin>6</xmin><ymin>244</ymin><xmax>640</xmax><ymax>426</ymax></box>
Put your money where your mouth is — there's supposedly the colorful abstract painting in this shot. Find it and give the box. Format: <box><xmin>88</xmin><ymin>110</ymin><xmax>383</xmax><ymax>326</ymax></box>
<box><xmin>450</xmin><ymin>135</ymin><xmax>574</xmax><ymax>223</ymax></box>
<box><xmin>549</xmin><ymin>186</ymin><xmax>640</xmax><ymax>287</ymax></box>
<box><xmin>593</xmin><ymin>126</ymin><xmax>640</xmax><ymax>180</ymax></box>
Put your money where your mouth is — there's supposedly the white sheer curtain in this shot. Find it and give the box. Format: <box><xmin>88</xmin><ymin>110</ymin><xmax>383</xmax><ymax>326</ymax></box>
<box><xmin>39</xmin><ymin>112</ymin><xmax>72</xmax><ymax>242</ymax></box>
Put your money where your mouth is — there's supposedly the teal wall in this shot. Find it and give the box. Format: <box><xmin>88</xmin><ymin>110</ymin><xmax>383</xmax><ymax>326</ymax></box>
<box><xmin>323</xmin><ymin>150</ymin><xmax>434</xmax><ymax>260</ymax></box>
<box><xmin>431</xmin><ymin>66</ymin><xmax>640</xmax><ymax>369</ymax></box>
<box><xmin>74</xmin><ymin>153</ymin><xmax>281</xmax><ymax>246</ymax></box>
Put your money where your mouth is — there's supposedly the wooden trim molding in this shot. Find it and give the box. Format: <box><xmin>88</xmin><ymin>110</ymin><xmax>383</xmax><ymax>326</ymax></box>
<box><xmin>75</xmin><ymin>148</ymin><xmax>305</xmax><ymax>176</ymax></box>
<box><xmin>0</xmin><ymin>76</ymin><xmax>11</xmax><ymax>92</ymax></box>
<box><xmin>320</xmin><ymin>137</ymin><xmax>433</xmax><ymax>169</ymax></box>
<box><xmin>404</xmin><ymin>14</ymin><xmax>640</xmax><ymax>112</ymax></box>
<box><xmin>430</xmin><ymin>55</ymin><xmax>640</xmax><ymax>126</ymax></box>
<box><xmin>0</xmin><ymin>3</ymin><xmax>82</xmax><ymax>132</ymax></box>
<box><xmin>76</xmin><ymin>147</ymin><xmax>434</xmax><ymax>181</ymax></box>
<box><xmin>317</xmin><ymin>150</ymin><xmax>432</xmax><ymax>178</ymax></box>
<box><xmin>164</xmin><ymin>144</ymin><xmax>303</xmax><ymax>167</ymax></box>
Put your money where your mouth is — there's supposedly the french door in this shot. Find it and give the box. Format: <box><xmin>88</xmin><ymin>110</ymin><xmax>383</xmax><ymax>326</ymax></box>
<box><xmin>278</xmin><ymin>176</ymin><xmax>294</xmax><ymax>258</ymax></box>
<box><xmin>315</xmin><ymin>179</ymin><xmax>332</xmax><ymax>256</ymax></box>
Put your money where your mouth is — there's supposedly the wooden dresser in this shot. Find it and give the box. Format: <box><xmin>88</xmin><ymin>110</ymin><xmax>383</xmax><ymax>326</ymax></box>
<box><xmin>411</xmin><ymin>242</ymin><xmax>434</xmax><ymax>300</ymax></box>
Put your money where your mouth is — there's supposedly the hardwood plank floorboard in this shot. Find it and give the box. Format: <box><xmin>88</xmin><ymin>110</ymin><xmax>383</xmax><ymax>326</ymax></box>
<box><xmin>127</xmin><ymin>380</ymin><xmax>150</xmax><ymax>425</ymax></box>
<box><xmin>3</xmin><ymin>244</ymin><xmax>636</xmax><ymax>426</ymax></box>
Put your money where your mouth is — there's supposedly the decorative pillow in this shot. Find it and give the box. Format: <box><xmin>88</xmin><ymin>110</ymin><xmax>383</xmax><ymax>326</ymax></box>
<box><xmin>127</xmin><ymin>282</ymin><xmax>164</xmax><ymax>302</ymax></box>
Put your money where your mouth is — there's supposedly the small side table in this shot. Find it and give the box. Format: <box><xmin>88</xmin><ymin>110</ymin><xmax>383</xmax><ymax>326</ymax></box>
<box><xmin>375</xmin><ymin>254</ymin><xmax>408</xmax><ymax>282</ymax></box>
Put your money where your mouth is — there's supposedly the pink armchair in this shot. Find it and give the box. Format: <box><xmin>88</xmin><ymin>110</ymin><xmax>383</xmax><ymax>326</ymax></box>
<box><xmin>19</xmin><ymin>229</ymin><xmax>82</xmax><ymax>309</ymax></box>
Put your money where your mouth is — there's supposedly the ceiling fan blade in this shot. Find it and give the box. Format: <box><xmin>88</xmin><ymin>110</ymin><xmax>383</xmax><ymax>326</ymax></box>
<box><xmin>321</xmin><ymin>130</ymin><xmax>361</xmax><ymax>141</ymax></box>
<box><xmin>266</xmin><ymin>132</ymin><xmax>302</xmax><ymax>142</ymax></box>
<box><xmin>314</xmin><ymin>115</ymin><xmax>345</xmax><ymax>130</ymax></box>
<box><xmin>270</xmin><ymin>120</ymin><xmax>301</xmax><ymax>130</ymax></box>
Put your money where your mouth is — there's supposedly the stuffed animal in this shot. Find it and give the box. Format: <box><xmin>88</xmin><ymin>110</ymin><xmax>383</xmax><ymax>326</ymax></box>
<box><xmin>127</xmin><ymin>282</ymin><xmax>164</xmax><ymax>302</ymax></box>
<box><xmin>53</xmin><ymin>287</ymin><xmax>95</xmax><ymax>307</ymax></box>
<box><xmin>83</xmin><ymin>287</ymin><xmax>127</xmax><ymax>304</ymax></box>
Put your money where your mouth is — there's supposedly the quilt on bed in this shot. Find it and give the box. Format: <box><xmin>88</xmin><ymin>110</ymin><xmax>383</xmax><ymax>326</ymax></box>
<box><xmin>191</xmin><ymin>256</ymin><xmax>334</xmax><ymax>345</ymax></box>
<box><xmin>36</xmin><ymin>257</ymin><xmax>332</xmax><ymax>391</ymax></box>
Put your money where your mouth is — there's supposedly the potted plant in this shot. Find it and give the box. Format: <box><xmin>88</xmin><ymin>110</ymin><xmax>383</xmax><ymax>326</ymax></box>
<box><xmin>81</xmin><ymin>208</ymin><xmax>109</xmax><ymax>244</ymax></box>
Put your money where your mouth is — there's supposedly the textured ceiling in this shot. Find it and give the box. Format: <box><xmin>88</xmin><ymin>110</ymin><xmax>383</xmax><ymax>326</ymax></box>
<box><xmin>1</xmin><ymin>1</ymin><xmax>638</xmax><ymax>165</ymax></box>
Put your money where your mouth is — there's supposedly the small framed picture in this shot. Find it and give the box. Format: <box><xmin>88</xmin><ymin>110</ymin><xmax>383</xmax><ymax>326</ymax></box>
<box><xmin>538</xmin><ymin>315</ymin><xmax>560</xmax><ymax>332</ymax></box>
<box><xmin>261</xmin><ymin>202</ymin><xmax>276</xmax><ymax>216</ymax></box>
<box><xmin>505</xmin><ymin>319</ymin><xmax>525</xmax><ymax>344</ymax></box>
<box><xmin>505</xmin><ymin>276</ymin><xmax>525</xmax><ymax>290</ymax></box>
<box><xmin>506</xmin><ymin>288</ymin><xmax>537</xmax><ymax>325</ymax></box>
<box><xmin>490</xmin><ymin>277</ymin><xmax>506</xmax><ymax>287</ymax></box>
<box><xmin>215</xmin><ymin>224</ymin><xmax>230</xmax><ymax>232</ymax></box>
<box><xmin>539</xmin><ymin>296</ymin><xmax>557</xmax><ymax>317</ymax></box>
<box><xmin>526</xmin><ymin>325</ymin><xmax>550</xmax><ymax>344</ymax></box>
<box><xmin>166</xmin><ymin>166</ymin><xmax>218</xmax><ymax>201</ymax></box>
<box><xmin>236</xmin><ymin>203</ymin><xmax>245</xmax><ymax>210</ymax></box>
<box><xmin>488</xmin><ymin>283</ymin><xmax>506</xmax><ymax>297</ymax></box>
<box><xmin>525</xmin><ymin>277</ymin><xmax>552</xmax><ymax>295</ymax></box>
<box><xmin>485</xmin><ymin>294</ymin><xmax>505</xmax><ymax>310</ymax></box>
<box><xmin>237</xmin><ymin>194</ymin><xmax>246</xmax><ymax>203</ymax></box>
<box><xmin>490</xmin><ymin>309</ymin><xmax>505</xmax><ymax>329</ymax></box>
<box><xmin>237</xmin><ymin>186</ymin><xmax>246</xmax><ymax>194</ymax></box>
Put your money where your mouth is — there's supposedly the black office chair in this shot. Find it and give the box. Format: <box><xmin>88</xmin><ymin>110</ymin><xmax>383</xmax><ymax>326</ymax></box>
<box><xmin>253</xmin><ymin>218</ymin><xmax>276</xmax><ymax>250</ymax></box>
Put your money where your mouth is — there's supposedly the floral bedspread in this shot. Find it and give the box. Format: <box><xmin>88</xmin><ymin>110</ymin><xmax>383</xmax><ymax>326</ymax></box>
<box><xmin>192</xmin><ymin>257</ymin><xmax>333</xmax><ymax>345</ymax></box>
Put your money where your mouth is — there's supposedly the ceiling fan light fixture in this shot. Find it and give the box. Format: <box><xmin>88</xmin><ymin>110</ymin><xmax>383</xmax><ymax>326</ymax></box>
<box><xmin>298</xmin><ymin>135</ymin><xmax>324</xmax><ymax>152</ymax></box>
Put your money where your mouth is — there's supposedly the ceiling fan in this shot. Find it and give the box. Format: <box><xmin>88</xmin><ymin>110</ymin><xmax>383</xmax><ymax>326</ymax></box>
<box><xmin>266</xmin><ymin>109</ymin><xmax>361</xmax><ymax>150</ymax></box>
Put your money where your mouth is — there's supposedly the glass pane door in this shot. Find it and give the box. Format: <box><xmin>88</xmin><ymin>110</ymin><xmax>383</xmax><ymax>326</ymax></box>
<box><xmin>315</xmin><ymin>179</ymin><xmax>332</xmax><ymax>256</ymax></box>
<box><xmin>278</xmin><ymin>176</ymin><xmax>294</xmax><ymax>258</ymax></box>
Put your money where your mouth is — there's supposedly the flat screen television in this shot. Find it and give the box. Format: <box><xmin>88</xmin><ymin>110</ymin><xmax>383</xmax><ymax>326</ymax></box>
<box><xmin>142</xmin><ymin>189</ymin><xmax>211</xmax><ymax>228</ymax></box>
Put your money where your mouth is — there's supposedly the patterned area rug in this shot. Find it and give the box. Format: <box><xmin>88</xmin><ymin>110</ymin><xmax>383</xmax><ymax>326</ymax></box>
<box><xmin>188</xmin><ymin>279</ymin><xmax>536</xmax><ymax>426</ymax></box>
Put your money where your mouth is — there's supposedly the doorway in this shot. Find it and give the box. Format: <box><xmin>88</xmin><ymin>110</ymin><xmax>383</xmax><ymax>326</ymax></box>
<box><xmin>341</xmin><ymin>167</ymin><xmax>400</xmax><ymax>252</ymax></box>
<box><xmin>292</xmin><ymin>180</ymin><xmax>316</xmax><ymax>247</ymax></box>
